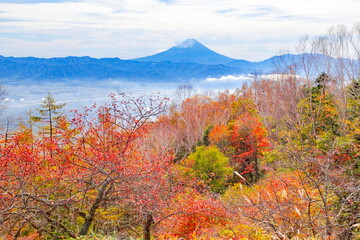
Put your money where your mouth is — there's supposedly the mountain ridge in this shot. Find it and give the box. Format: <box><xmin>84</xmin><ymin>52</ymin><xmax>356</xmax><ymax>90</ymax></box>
<box><xmin>1</xmin><ymin>40</ymin><xmax>345</xmax><ymax>82</ymax></box>
<box><xmin>0</xmin><ymin>56</ymin><xmax>244</xmax><ymax>82</ymax></box>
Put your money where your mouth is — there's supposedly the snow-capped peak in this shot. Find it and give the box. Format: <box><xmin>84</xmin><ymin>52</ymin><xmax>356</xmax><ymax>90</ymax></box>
<box><xmin>175</xmin><ymin>39</ymin><xmax>199</xmax><ymax>48</ymax></box>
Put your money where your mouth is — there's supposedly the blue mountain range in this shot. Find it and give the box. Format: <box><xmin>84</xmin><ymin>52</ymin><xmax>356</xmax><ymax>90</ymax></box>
<box><xmin>0</xmin><ymin>39</ymin><xmax>334</xmax><ymax>83</ymax></box>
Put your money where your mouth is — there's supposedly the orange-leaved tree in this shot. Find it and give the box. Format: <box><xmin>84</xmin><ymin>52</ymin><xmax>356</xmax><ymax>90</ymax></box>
<box><xmin>0</xmin><ymin>93</ymin><xmax>183</xmax><ymax>240</ymax></box>
<box><xmin>229</xmin><ymin>113</ymin><xmax>270</xmax><ymax>183</ymax></box>
<box><xmin>223</xmin><ymin>171</ymin><xmax>327</xmax><ymax>239</ymax></box>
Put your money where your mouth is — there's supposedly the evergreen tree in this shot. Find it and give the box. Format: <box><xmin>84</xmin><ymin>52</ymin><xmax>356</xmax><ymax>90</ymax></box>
<box><xmin>31</xmin><ymin>93</ymin><xmax>65</xmax><ymax>140</ymax></box>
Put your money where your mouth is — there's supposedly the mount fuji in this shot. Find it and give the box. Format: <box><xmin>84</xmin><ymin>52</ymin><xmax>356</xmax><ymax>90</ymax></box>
<box><xmin>132</xmin><ymin>39</ymin><xmax>236</xmax><ymax>65</ymax></box>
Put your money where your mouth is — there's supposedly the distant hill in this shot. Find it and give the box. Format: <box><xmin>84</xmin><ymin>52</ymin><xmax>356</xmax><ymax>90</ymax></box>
<box><xmin>0</xmin><ymin>55</ymin><xmax>242</xmax><ymax>82</ymax></box>
<box><xmin>132</xmin><ymin>39</ymin><xmax>235</xmax><ymax>65</ymax></box>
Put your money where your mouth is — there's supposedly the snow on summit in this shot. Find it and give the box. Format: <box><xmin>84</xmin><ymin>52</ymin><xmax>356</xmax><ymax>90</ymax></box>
<box><xmin>175</xmin><ymin>39</ymin><xmax>199</xmax><ymax>48</ymax></box>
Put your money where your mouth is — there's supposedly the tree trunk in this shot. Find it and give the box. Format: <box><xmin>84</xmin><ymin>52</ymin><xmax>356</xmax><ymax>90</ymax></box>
<box><xmin>79</xmin><ymin>180</ymin><xmax>112</xmax><ymax>235</ymax></box>
<box><xmin>143</xmin><ymin>212</ymin><xmax>154</xmax><ymax>240</ymax></box>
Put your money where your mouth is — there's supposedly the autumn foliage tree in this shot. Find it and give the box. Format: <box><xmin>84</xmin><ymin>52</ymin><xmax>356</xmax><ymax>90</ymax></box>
<box><xmin>148</xmin><ymin>93</ymin><xmax>236</xmax><ymax>161</ymax></box>
<box><xmin>224</xmin><ymin>171</ymin><xmax>330</xmax><ymax>239</ymax></box>
<box><xmin>0</xmin><ymin>93</ymin><xmax>184</xmax><ymax>240</ymax></box>
<box><xmin>229</xmin><ymin>113</ymin><xmax>270</xmax><ymax>183</ymax></box>
<box><xmin>157</xmin><ymin>190</ymin><xmax>230</xmax><ymax>239</ymax></box>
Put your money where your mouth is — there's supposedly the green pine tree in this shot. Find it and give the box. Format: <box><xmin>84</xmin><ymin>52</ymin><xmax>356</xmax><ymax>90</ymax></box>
<box><xmin>31</xmin><ymin>93</ymin><xmax>65</xmax><ymax>140</ymax></box>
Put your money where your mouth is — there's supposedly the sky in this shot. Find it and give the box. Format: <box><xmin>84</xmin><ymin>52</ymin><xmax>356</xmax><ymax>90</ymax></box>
<box><xmin>0</xmin><ymin>0</ymin><xmax>359</xmax><ymax>61</ymax></box>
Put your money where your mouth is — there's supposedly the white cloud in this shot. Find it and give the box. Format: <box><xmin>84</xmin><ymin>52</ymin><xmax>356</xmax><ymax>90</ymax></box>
<box><xmin>0</xmin><ymin>0</ymin><xmax>359</xmax><ymax>60</ymax></box>
<box><xmin>2</xmin><ymin>98</ymin><xmax>12</xmax><ymax>102</ymax></box>
<box><xmin>206</xmin><ymin>73</ymin><xmax>303</xmax><ymax>82</ymax></box>
<box><xmin>206</xmin><ymin>74</ymin><xmax>253</xmax><ymax>82</ymax></box>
